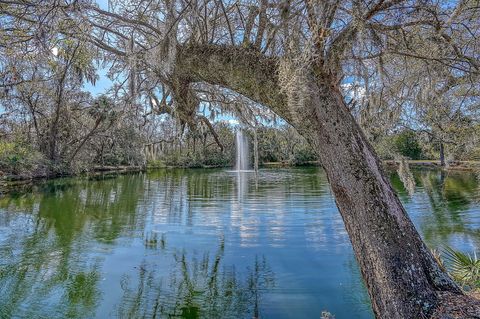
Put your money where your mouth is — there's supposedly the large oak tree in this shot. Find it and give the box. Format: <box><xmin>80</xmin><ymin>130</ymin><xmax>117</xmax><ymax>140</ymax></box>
<box><xmin>2</xmin><ymin>0</ymin><xmax>480</xmax><ymax>317</ymax></box>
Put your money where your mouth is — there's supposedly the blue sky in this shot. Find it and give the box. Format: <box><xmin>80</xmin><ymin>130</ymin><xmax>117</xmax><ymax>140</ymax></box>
<box><xmin>83</xmin><ymin>67</ymin><xmax>112</xmax><ymax>95</ymax></box>
<box><xmin>81</xmin><ymin>0</ymin><xmax>111</xmax><ymax>95</ymax></box>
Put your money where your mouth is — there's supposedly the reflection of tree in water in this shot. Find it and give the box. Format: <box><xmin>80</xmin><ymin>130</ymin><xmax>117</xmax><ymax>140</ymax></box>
<box><xmin>0</xmin><ymin>252</ymin><xmax>101</xmax><ymax>319</ymax></box>
<box><xmin>477</xmin><ymin>169</ymin><xmax>480</xmax><ymax>203</ymax></box>
<box><xmin>413</xmin><ymin>170</ymin><xmax>480</xmax><ymax>246</ymax></box>
<box><xmin>0</xmin><ymin>174</ymin><xmax>146</xmax><ymax>319</ymax></box>
<box><xmin>117</xmin><ymin>240</ymin><xmax>274</xmax><ymax>319</ymax></box>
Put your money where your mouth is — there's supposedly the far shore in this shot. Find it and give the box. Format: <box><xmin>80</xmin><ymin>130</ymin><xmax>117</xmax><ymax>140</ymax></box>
<box><xmin>263</xmin><ymin>160</ymin><xmax>480</xmax><ymax>171</ymax></box>
<box><xmin>383</xmin><ymin>160</ymin><xmax>480</xmax><ymax>171</ymax></box>
<box><xmin>0</xmin><ymin>165</ymin><xmax>145</xmax><ymax>194</ymax></box>
<box><xmin>1</xmin><ymin>160</ymin><xmax>479</xmax><ymax>195</ymax></box>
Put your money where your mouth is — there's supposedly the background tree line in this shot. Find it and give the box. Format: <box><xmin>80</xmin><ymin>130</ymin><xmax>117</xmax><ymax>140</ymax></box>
<box><xmin>1</xmin><ymin>0</ymin><xmax>478</xmax><ymax>178</ymax></box>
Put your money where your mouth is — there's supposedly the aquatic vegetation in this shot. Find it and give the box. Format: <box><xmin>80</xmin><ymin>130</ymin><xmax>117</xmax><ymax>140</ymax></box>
<box><xmin>144</xmin><ymin>231</ymin><xmax>158</xmax><ymax>247</ymax></box>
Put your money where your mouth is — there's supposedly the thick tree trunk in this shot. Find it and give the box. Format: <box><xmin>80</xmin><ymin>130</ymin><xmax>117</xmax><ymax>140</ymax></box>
<box><xmin>173</xmin><ymin>44</ymin><xmax>479</xmax><ymax>318</ymax></box>
<box><xmin>297</xmin><ymin>77</ymin><xmax>469</xmax><ymax>318</ymax></box>
<box><xmin>439</xmin><ymin>142</ymin><xmax>445</xmax><ymax>167</ymax></box>
<box><xmin>253</xmin><ymin>128</ymin><xmax>259</xmax><ymax>174</ymax></box>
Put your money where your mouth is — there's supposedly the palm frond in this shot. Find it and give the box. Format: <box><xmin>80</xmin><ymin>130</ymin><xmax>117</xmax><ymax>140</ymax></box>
<box><xmin>443</xmin><ymin>246</ymin><xmax>480</xmax><ymax>289</ymax></box>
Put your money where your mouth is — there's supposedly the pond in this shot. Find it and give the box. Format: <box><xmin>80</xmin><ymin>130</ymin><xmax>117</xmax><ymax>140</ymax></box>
<box><xmin>0</xmin><ymin>168</ymin><xmax>479</xmax><ymax>318</ymax></box>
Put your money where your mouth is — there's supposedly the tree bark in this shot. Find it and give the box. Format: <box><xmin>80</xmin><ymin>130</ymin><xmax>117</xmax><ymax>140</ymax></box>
<box><xmin>439</xmin><ymin>142</ymin><xmax>445</xmax><ymax>167</ymax></box>
<box><xmin>253</xmin><ymin>128</ymin><xmax>259</xmax><ymax>174</ymax></box>
<box><xmin>173</xmin><ymin>44</ymin><xmax>479</xmax><ymax>318</ymax></box>
<box><xmin>198</xmin><ymin>115</ymin><xmax>224</xmax><ymax>152</ymax></box>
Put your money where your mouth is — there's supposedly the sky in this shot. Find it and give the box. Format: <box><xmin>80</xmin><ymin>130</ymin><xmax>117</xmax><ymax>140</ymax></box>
<box><xmin>83</xmin><ymin>67</ymin><xmax>112</xmax><ymax>96</ymax></box>
<box><xmin>82</xmin><ymin>0</ymin><xmax>111</xmax><ymax>95</ymax></box>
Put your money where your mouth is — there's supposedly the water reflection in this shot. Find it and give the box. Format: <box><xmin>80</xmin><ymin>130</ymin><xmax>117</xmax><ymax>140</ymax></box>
<box><xmin>0</xmin><ymin>175</ymin><xmax>146</xmax><ymax>319</ymax></box>
<box><xmin>117</xmin><ymin>240</ymin><xmax>274</xmax><ymax>319</ymax></box>
<box><xmin>391</xmin><ymin>169</ymin><xmax>480</xmax><ymax>250</ymax></box>
<box><xmin>0</xmin><ymin>168</ymin><xmax>478</xmax><ymax>318</ymax></box>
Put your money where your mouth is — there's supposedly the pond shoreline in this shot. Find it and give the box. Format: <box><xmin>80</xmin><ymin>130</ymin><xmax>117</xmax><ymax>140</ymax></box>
<box><xmin>383</xmin><ymin>160</ymin><xmax>480</xmax><ymax>171</ymax></box>
<box><xmin>1</xmin><ymin>160</ymin><xmax>479</xmax><ymax>194</ymax></box>
<box><xmin>0</xmin><ymin>165</ymin><xmax>145</xmax><ymax>194</ymax></box>
<box><xmin>263</xmin><ymin>160</ymin><xmax>480</xmax><ymax>171</ymax></box>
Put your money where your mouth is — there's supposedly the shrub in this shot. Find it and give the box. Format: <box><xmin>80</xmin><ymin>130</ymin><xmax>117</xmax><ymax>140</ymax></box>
<box><xmin>392</xmin><ymin>131</ymin><xmax>422</xmax><ymax>160</ymax></box>
<box><xmin>0</xmin><ymin>141</ymin><xmax>47</xmax><ymax>176</ymax></box>
<box><xmin>443</xmin><ymin>247</ymin><xmax>480</xmax><ymax>291</ymax></box>
<box><xmin>293</xmin><ymin>144</ymin><xmax>317</xmax><ymax>165</ymax></box>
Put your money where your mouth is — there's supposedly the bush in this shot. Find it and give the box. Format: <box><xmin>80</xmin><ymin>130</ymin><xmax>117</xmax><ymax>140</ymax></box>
<box><xmin>392</xmin><ymin>131</ymin><xmax>422</xmax><ymax>160</ymax></box>
<box><xmin>293</xmin><ymin>145</ymin><xmax>317</xmax><ymax>165</ymax></box>
<box><xmin>146</xmin><ymin>159</ymin><xmax>166</xmax><ymax>168</ymax></box>
<box><xmin>442</xmin><ymin>247</ymin><xmax>480</xmax><ymax>291</ymax></box>
<box><xmin>0</xmin><ymin>141</ymin><xmax>47</xmax><ymax>176</ymax></box>
<box><xmin>160</xmin><ymin>149</ymin><xmax>230</xmax><ymax>168</ymax></box>
<box><xmin>373</xmin><ymin>136</ymin><xmax>396</xmax><ymax>160</ymax></box>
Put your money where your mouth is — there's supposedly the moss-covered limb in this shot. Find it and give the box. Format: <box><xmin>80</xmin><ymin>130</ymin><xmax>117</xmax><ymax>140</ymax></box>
<box><xmin>174</xmin><ymin>44</ymin><xmax>291</xmax><ymax>122</ymax></box>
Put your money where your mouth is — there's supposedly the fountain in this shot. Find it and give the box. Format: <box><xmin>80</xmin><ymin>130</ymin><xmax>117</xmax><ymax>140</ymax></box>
<box><xmin>235</xmin><ymin>129</ymin><xmax>250</xmax><ymax>171</ymax></box>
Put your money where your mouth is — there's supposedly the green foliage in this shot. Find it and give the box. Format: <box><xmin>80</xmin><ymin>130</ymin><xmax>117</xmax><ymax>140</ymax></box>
<box><xmin>149</xmin><ymin>122</ymin><xmax>317</xmax><ymax>167</ymax></box>
<box><xmin>160</xmin><ymin>148</ymin><xmax>231</xmax><ymax>168</ymax></box>
<box><xmin>152</xmin><ymin>123</ymin><xmax>317</xmax><ymax>168</ymax></box>
<box><xmin>373</xmin><ymin>136</ymin><xmax>396</xmax><ymax>160</ymax></box>
<box><xmin>374</xmin><ymin>131</ymin><xmax>423</xmax><ymax>160</ymax></box>
<box><xmin>146</xmin><ymin>159</ymin><xmax>166</xmax><ymax>168</ymax></box>
<box><xmin>257</xmin><ymin>128</ymin><xmax>283</xmax><ymax>163</ymax></box>
<box><xmin>392</xmin><ymin>131</ymin><xmax>422</xmax><ymax>160</ymax></box>
<box><xmin>257</xmin><ymin>125</ymin><xmax>317</xmax><ymax>165</ymax></box>
<box><xmin>203</xmin><ymin>148</ymin><xmax>231</xmax><ymax>167</ymax></box>
<box><xmin>443</xmin><ymin>247</ymin><xmax>480</xmax><ymax>290</ymax></box>
<box><xmin>0</xmin><ymin>141</ymin><xmax>46</xmax><ymax>176</ymax></box>
<box><xmin>97</xmin><ymin>125</ymin><xmax>145</xmax><ymax>167</ymax></box>
<box><xmin>459</xmin><ymin>124</ymin><xmax>480</xmax><ymax>161</ymax></box>
<box><xmin>162</xmin><ymin>151</ymin><xmax>204</xmax><ymax>168</ymax></box>
<box><xmin>466</xmin><ymin>148</ymin><xmax>480</xmax><ymax>161</ymax></box>
<box><xmin>89</xmin><ymin>95</ymin><xmax>116</xmax><ymax>121</ymax></box>
<box><xmin>293</xmin><ymin>144</ymin><xmax>317</xmax><ymax>165</ymax></box>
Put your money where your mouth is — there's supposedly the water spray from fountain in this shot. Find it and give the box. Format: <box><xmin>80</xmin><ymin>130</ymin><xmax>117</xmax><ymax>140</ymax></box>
<box><xmin>235</xmin><ymin>128</ymin><xmax>250</xmax><ymax>171</ymax></box>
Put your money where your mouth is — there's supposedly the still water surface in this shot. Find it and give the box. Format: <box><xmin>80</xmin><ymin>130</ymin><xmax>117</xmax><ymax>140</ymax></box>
<box><xmin>0</xmin><ymin>168</ymin><xmax>479</xmax><ymax>319</ymax></box>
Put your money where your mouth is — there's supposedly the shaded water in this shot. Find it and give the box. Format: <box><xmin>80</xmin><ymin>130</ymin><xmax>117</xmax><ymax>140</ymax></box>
<box><xmin>0</xmin><ymin>168</ymin><xmax>479</xmax><ymax>319</ymax></box>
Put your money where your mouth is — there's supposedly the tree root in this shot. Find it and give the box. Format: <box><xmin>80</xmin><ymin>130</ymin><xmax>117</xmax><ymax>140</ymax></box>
<box><xmin>430</xmin><ymin>292</ymin><xmax>480</xmax><ymax>319</ymax></box>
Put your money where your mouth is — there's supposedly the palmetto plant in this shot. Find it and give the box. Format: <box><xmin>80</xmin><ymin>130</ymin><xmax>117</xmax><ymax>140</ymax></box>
<box><xmin>443</xmin><ymin>246</ymin><xmax>480</xmax><ymax>290</ymax></box>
